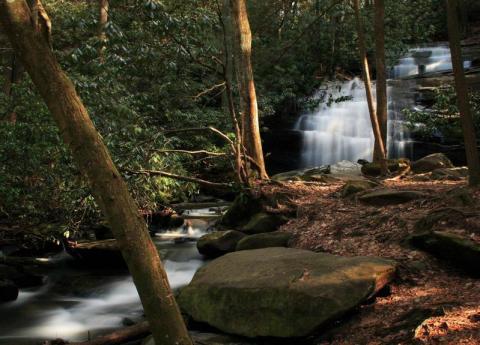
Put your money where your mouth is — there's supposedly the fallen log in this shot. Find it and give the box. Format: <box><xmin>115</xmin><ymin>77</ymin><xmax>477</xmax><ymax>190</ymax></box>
<box><xmin>67</xmin><ymin>321</ymin><xmax>150</xmax><ymax>345</ymax></box>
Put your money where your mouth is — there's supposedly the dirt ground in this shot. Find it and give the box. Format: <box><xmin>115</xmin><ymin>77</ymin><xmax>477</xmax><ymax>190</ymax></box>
<box><xmin>261</xmin><ymin>178</ymin><xmax>480</xmax><ymax>345</ymax></box>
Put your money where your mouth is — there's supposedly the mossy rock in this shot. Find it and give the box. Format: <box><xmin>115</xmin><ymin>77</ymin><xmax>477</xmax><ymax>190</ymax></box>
<box><xmin>220</xmin><ymin>194</ymin><xmax>263</xmax><ymax>228</ymax></box>
<box><xmin>271</xmin><ymin>166</ymin><xmax>330</xmax><ymax>182</ymax></box>
<box><xmin>361</xmin><ymin>159</ymin><xmax>410</xmax><ymax>176</ymax></box>
<box><xmin>444</xmin><ymin>187</ymin><xmax>475</xmax><ymax>207</ymax></box>
<box><xmin>409</xmin><ymin>231</ymin><xmax>480</xmax><ymax>276</ymax></box>
<box><xmin>340</xmin><ymin>180</ymin><xmax>379</xmax><ymax>197</ymax></box>
<box><xmin>235</xmin><ymin>232</ymin><xmax>293</xmax><ymax>251</ymax></box>
<box><xmin>411</xmin><ymin>153</ymin><xmax>454</xmax><ymax>174</ymax></box>
<box><xmin>197</xmin><ymin>231</ymin><xmax>246</xmax><ymax>258</ymax></box>
<box><xmin>178</xmin><ymin>247</ymin><xmax>396</xmax><ymax>338</ymax></box>
<box><xmin>0</xmin><ymin>264</ymin><xmax>43</xmax><ymax>288</ymax></box>
<box><xmin>431</xmin><ymin>167</ymin><xmax>468</xmax><ymax>181</ymax></box>
<box><xmin>414</xmin><ymin>207</ymin><xmax>473</xmax><ymax>232</ymax></box>
<box><xmin>241</xmin><ymin>213</ymin><xmax>288</xmax><ymax>235</ymax></box>
<box><xmin>359</xmin><ymin>189</ymin><xmax>428</xmax><ymax>206</ymax></box>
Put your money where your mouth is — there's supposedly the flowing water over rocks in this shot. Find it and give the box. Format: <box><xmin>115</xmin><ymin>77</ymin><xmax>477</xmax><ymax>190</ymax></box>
<box><xmin>0</xmin><ymin>212</ymin><xmax>214</xmax><ymax>344</ymax></box>
<box><xmin>295</xmin><ymin>44</ymin><xmax>472</xmax><ymax>168</ymax></box>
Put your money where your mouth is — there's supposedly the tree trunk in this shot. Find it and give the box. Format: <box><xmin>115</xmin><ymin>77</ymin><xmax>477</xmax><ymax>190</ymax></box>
<box><xmin>230</xmin><ymin>0</ymin><xmax>268</xmax><ymax>180</ymax></box>
<box><xmin>98</xmin><ymin>0</ymin><xmax>108</xmax><ymax>58</ymax></box>
<box><xmin>446</xmin><ymin>0</ymin><xmax>480</xmax><ymax>186</ymax></box>
<box><xmin>0</xmin><ymin>2</ymin><xmax>192</xmax><ymax>344</ymax></box>
<box><xmin>353</xmin><ymin>0</ymin><xmax>387</xmax><ymax>175</ymax></box>
<box><xmin>373</xmin><ymin>0</ymin><xmax>388</xmax><ymax>161</ymax></box>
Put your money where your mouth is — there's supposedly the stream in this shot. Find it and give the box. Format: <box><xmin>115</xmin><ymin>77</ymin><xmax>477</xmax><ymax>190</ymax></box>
<box><xmin>0</xmin><ymin>210</ymin><xmax>215</xmax><ymax>344</ymax></box>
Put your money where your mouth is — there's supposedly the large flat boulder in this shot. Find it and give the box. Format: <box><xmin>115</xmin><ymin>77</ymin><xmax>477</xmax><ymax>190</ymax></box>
<box><xmin>412</xmin><ymin>153</ymin><xmax>454</xmax><ymax>174</ymax></box>
<box><xmin>178</xmin><ymin>247</ymin><xmax>396</xmax><ymax>338</ymax></box>
<box><xmin>359</xmin><ymin>189</ymin><xmax>428</xmax><ymax>206</ymax></box>
<box><xmin>197</xmin><ymin>231</ymin><xmax>246</xmax><ymax>258</ymax></box>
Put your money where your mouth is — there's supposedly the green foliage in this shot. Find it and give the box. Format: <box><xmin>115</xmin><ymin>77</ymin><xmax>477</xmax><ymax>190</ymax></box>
<box><xmin>405</xmin><ymin>87</ymin><xmax>480</xmax><ymax>143</ymax></box>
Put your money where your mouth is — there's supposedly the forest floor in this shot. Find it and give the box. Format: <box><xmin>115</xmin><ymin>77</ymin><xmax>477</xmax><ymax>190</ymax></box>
<box><xmin>263</xmin><ymin>179</ymin><xmax>480</xmax><ymax>345</ymax></box>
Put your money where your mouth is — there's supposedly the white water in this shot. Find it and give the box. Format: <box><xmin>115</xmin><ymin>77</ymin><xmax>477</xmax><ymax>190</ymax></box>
<box><xmin>0</xmin><ymin>211</ymin><xmax>215</xmax><ymax>344</ymax></box>
<box><xmin>296</xmin><ymin>45</ymin><xmax>472</xmax><ymax>168</ymax></box>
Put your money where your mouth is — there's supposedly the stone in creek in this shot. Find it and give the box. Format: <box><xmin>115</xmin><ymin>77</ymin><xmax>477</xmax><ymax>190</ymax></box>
<box><xmin>235</xmin><ymin>232</ymin><xmax>292</xmax><ymax>251</ymax></box>
<box><xmin>65</xmin><ymin>239</ymin><xmax>126</xmax><ymax>268</ymax></box>
<box><xmin>178</xmin><ymin>247</ymin><xmax>396</xmax><ymax>338</ymax></box>
<box><xmin>197</xmin><ymin>231</ymin><xmax>246</xmax><ymax>258</ymax></box>
<box><xmin>241</xmin><ymin>213</ymin><xmax>288</xmax><ymax>235</ymax></box>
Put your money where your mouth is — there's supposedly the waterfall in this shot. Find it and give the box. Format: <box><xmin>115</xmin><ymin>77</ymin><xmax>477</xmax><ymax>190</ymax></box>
<box><xmin>295</xmin><ymin>45</ymin><xmax>472</xmax><ymax>168</ymax></box>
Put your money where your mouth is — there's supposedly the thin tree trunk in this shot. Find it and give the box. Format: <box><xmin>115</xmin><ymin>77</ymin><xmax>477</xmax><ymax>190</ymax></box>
<box><xmin>353</xmin><ymin>0</ymin><xmax>387</xmax><ymax>175</ymax></box>
<box><xmin>0</xmin><ymin>2</ymin><xmax>192</xmax><ymax>344</ymax></box>
<box><xmin>98</xmin><ymin>0</ymin><xmax>108</xmax><ymax>58</ymax></box>
<box><xmin>373</xmin><ymin>0</ymin><xmax>388</xmax><ymax>161</ymax></box>
<box><xmin>230</xmin><ymin>0</ymin><xmax>269</xmax><ymax>180</ymax></box>
<box><xmin>446</xmin><ymin>0</ymin><xmax>480</xmax><ymax>186</ymax></box>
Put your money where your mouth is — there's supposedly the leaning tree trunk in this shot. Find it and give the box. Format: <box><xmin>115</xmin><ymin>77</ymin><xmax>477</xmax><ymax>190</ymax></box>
<box><xmin>446</xmin><ymin>0</ymin><xmax>480</xmax><ymax>186</ymax></box>
<box><xmin>0</xmin><ymin>2</ymin><xmax>193</xmax><ymax>344</ymax></box>
<box><xmin>373</xmin><ymin>0</ymin><xmax>388</xmax><ymax>161</ymax></box>
<box><xmin>353</xmin><ymin>0</ymin><xmax>387</xmax><ymax>175</ymax></box>
<box><xmin>230</xmin><ymin>0</ymin><xmax>269</xmax><ymax>180</ymax></box>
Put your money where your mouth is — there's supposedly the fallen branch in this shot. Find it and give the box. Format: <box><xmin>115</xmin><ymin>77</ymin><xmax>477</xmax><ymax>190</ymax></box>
<box><xmin>152</xmin><ymin>149</ymin><xmax>227</xmax><ymax>157</ymax></box>
<box><xmin>193</xmin><ymin>82</ymin><xmax>226</xmax><ymax>99</ymax></box>
<box><xmin>67</xmin><ymin>321</ymin><xmax>150</xmax><ymax>345</ymax></box>
<box><xmin>124</xmin><ymin>169</ymin><xmax>232</xmax><ymax>189</ymax></box>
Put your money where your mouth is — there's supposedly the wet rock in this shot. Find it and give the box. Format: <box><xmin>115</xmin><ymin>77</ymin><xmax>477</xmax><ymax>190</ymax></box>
<box><xmin>179</xmin><ymin>247</ymin><xmax>396</xmax><ymax>338</ymax></box>
<box><xmin>361</xmin><ymin>159</ymin><xmax>410</xmax><ymax>176</ymax></box>
<box><xmin>92</xmin><ymin>223</ymin><xmax>114</xmax><ymax>240</ymax></box>
<box><xmin>340</xmin><ymin>180</ymin><xmax>380</xmax><ymax>197</ymax></box>
<box><xmin>359</xmin><ymin>189</ymin><xmax>428</xmax><ymax>206</ymax></box>
<box><xmin>0</xmin><ymin>264</ymin><xmax>43</xmax><ymax>288</ymax></box>
<box><xmin>409</xmin><ymin>231</ymin><xmax>480</xmax><ymax>276</ymax></box>
<box><xmin>330</xmin><ymin>160</ymin><xmax>363</xmax><ymax>176</ymax></box>
<box><xmin>412</xmin><ymin>153</ymin><xmax>454</xmax><ymax>174</ymax></box>
<box><xmin>197</xmin><ymin>231</ymin><xmax>246</xmax><ymax>258</ymax></box>
<box><xmin>220</xmin><ymin>194</ymin><xmax>263</xmax><ymax>228</ymax></box>
<box><xmin>241</xmin><ymin>213</ymin><xmax>288</xmax><ymax>235</ymax></box>
<box><xmin>0</xmin><ymin>279</ymin><xmax>18</xmax><ymax>302</ymax></box>
<box><xmin>235</xmin><ymin>232</ymin><xmax>292</xmax><ymax>251</ymax></box>
<box><xmin>65</xmin><ymin>239</ymin><xmax>126</xmax><ymax>268</ymax></box>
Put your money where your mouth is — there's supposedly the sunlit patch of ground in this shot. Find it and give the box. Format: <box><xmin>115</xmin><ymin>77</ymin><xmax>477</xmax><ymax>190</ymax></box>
<box><xmin>260</xmin><ymin>179</ymin><xmax>480</xmax><ymax>344</ymax></box>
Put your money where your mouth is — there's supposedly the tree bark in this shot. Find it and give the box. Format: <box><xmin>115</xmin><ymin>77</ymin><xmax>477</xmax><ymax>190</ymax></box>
<box><xmin>446</xmin><ymin>0</ymin><xmax>480</xmax><ymax>186</ymax></box>
<box><xmin>353</xmin><ymin>0</ymin><xmax>387</xmax><ymax>175</ymax></box>
<box><xmin>98</xmin><ymin>0</ymin><xmax>108</xmax><ymax>58</ymax></box>
<box><xmin>373</xmin><ymin>0</ymin><xmax>388</xmax><ymax>161</ymax></box>
<box><xmin>0</xmin><ymin>2</ymin><xmax>192</xmax><ymax>344</ymax></box>
<box><xmin>230</xmin><ymin>0</ymin><xmax>269</xmax><ymax>180</ymax></box>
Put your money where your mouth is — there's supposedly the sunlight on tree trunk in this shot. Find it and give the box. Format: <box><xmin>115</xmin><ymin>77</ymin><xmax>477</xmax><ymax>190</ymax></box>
<box><xmin>98</xmin><ymin>0</ymin><xmax>108</xmax><ymax>58</ymax></box>
<box><xmin>0</xmin><ymin>1</ymin><xmax>193</xmax><ymax>344</ymax></box>
<box><xmin>446</xmin><ymin>0</ymin><xmax>480</xmax><ymax>186</ymax></box>
<box><xmin>353</xmin><ymin>0</ymin><xmax>387</xmax><ymax>175</ymax></box>
<box><xmin>230</xmin><ymin>0</ymin><xmax>269</xmax><ymax>180</ymax></box>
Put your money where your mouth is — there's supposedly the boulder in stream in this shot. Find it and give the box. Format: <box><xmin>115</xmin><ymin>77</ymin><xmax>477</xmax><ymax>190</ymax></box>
<box><xmin>0</xmin><ymin>264</ymin><xmax>43</xmax><ymax>288</ymax></box>
<box><xmin>65</xmin><ymin>239</ymin><xmax>126</xmax><ymax>267</ymax></box>
<box><xmin>178</xmin><ymin>247</ymin><xmax>396</xmax><ymax>338</ymax></box>
<box><xmin>241</xmin><ymin>213</ymin><xmax>288</xmax><ymax>235</ymax></box>
<box><xmin>235</xmin><ymin>232</ymin><xmax>292</xmax><ymax>251</ymax></box>
<box><xmin>411</xmin><ymin>153</ymin><xmax>454</xmax><ymax>174</ymax></box>
<box><xmin>361</xmin><ymin>159</ymin><xmax>410</xmax><ymax>176</ymax></box>
<box><xmin>197</xmin><ymin>231</ymin><xmax>246</xmax><ymax>258</ymax></box>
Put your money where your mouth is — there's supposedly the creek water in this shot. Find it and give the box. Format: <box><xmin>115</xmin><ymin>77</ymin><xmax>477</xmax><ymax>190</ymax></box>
<box><xmin>295</xmin><ymin>44</ymin><xmax>472</xmax><ymax>168</ymax></box>
<box><xmin>0</xmin><ymin>214</ymin><xmax>213</xmax><ymax>344</ymax></box>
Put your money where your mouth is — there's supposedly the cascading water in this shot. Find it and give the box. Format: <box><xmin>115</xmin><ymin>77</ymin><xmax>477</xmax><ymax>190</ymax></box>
<box><xmin>295</xmin><ymin>44</ymin><xmax>472</xmax><ymax>168</ymax></box>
